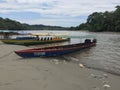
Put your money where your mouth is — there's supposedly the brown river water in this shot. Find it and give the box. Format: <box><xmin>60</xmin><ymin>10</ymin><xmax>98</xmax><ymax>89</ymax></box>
<box><xmin>1</xmin><ymin>30</ymin><xmax>120</xmax><ymax>75</ymax></box>
<box><xmin>27</xmin><ymin>30</ymin><xmax>120</xmax><ymax>76</ymax></box>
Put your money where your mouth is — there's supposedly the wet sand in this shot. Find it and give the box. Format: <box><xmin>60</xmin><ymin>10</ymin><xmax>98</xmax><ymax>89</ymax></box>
<box><xmin>0</xmin><ymin>43</ymin><xmax>120</xmax><ymax>90</ymax></box>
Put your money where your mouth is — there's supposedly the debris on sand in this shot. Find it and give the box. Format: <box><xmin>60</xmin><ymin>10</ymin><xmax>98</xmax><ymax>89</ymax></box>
<box><xmin>51</xmin><ymin>59</ymin><xmax>59</xmax><ymax>64</ymax></box>
<box><xmin>92</xmin><ymin>86</ymin><xmax>100</xmax><ymax>90</ymax></box>
<box><xmin>79</xmin><ymin>63</ymin><xmax>85</xmax><ymax>68</ymax></box>
<box><xmin>103</xmin><ymin>84</ymin><xmax>111</xmax><ymax>89</ymax></box>
<box><xmin>90</xmin><ymin>74</ymin><xmax>97</xmax><ymax>78</ymax></box>
<box><xmin>103</xmin><ymin>81</ymin><xmax>109</xmax><ymax>84</ymax></box>
<box><xmin>103</xmin><ymin>74</ymin><xmax>108</xmax><ymax>78</ymax></box>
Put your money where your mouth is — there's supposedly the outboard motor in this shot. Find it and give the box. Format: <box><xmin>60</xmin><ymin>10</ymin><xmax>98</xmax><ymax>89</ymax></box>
<box><xmin>84</xmin><ymin>39</ymin><xmax>91</xmax><ymax>44</ymax></box>
<box><xmin>93</xmin><ymin>39</ymin><xmax>97</xmax><ymax>43</ymax></box>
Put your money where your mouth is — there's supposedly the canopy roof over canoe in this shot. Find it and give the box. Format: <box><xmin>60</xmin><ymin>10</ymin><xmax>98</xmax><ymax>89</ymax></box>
<box><xmin>0</xmin><ymin>30</ymin><xmax>20</xmax><ymax>35</ymax></box>
<box><xmin>30</xmin><ymin>32</ymin><xmax>96</xmax><ymax>39</ymax></box>
<box><xmin>0</xmin><ymin>30</ymin><xmax>96</xmax><ymax>39</ymax></box>
<box><xmin>61</xmin><ymin>34</ymin><xmax>96</xmax><ymax>39</ymax></box>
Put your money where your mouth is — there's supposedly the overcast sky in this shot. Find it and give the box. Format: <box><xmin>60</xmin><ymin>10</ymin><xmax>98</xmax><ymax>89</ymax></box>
<box><xmin>0</xmin><ymin>0</ymin><xmax>119</xmax><ymax>27</ymax></box>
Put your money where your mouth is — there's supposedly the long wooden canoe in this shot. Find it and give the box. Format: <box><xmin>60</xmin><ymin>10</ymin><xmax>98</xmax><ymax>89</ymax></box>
<box><xmin>14</xmin><ymin>39</ymin><xmax>97</xmax><ymax>58</ymax></box>
<box><xmin>1</xmin><ymin>38</ymin><xmax>69</xmax><ymax>46</ymax></box>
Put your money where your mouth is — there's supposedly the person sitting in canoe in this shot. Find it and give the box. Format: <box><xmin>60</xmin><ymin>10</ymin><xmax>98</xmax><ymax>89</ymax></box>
<box><xmin>36</xmin><ymin>35</ymin><xmax>39</xmax><ymax>40</ymax></box>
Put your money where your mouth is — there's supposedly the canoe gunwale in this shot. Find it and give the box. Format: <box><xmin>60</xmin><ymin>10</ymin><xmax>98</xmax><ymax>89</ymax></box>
<box><xmin>15</xmin><ymin>43</ymin><xmax>96</xmax><ymax>53</ymax></box>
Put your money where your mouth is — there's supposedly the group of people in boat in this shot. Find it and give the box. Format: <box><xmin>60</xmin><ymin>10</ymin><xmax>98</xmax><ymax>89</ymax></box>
<box><xmin>36</xmin><ymin>35</ymin><xmax>63</xmax><ymax>41</ymax></box>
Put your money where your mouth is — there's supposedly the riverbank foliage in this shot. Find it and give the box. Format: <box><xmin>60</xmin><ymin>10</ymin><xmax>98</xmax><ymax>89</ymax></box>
<box><xmin>74</xmin><ymin>6</ymin><xmax>120</xmax><ymax>32</ymax></box>
<box><xmin>0</xmin><ymin>18</ymin><xmax>68</xmax><ymax>30</ymax></box>
<box><xmin>1</xmin><ymin>5</ymin><xmax>120</xmax><ymax>32</ymax></box>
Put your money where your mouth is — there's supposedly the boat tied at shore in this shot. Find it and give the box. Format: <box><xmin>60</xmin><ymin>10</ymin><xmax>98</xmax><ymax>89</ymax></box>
<box><xmin>0</xmin><ymin>36</ymin><xmax>70</xmax><ymax>46</ymax></box>
<box><xmin>14</xmin><ymin>38</ymin><xmax>97</xmax><ymax>58</ymax></box>
<box><xmin>0</xmin><ymin>31</ymin><xmax>70</xmax><ymax>45</ymax></box>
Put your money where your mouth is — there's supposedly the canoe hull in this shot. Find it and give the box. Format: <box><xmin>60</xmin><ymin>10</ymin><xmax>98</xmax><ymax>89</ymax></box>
<box><xmin>1</xmin><ymin>38</ymin><xmax>69</xmax><ymax>45</ymax></box>
<box><xmin>15</xmin><ymin>43</ymin><xmax>96</xmax><ymax>58</ymax></box>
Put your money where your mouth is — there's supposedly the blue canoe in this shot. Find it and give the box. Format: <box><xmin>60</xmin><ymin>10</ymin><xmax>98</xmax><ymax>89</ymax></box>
<box><xmin>14</xmin><ymin>39</ymin><xmax>97</xmax><ymax>58</ymax></box>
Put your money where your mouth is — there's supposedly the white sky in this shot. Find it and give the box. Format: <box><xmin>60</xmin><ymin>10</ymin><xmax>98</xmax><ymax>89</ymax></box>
<box><xmin>0</xmin><ymin>0</ymin><xmax>119</xmax><ymax>26</ymax></box>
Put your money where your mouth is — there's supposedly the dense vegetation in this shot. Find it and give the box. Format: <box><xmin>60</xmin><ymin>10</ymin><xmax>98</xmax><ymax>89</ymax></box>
<box><xmin>74</xmin><ymin>6</ymin><xmax>120</xmax><ymax>32</ymax></box>
<box><xmin>0</xmin><ymin>18</ymin><xmax>25</xmax><ymax>30</ymax></box>
<box><xmin>1</xmin><ymin>5</ymin><xmax>120</xmax><ymax>32</ymax></box>
<box><xmin>28</xmin><ymin>25</ymin><xmax>68</xmax><ymax>30</ymax></box>
<box><xmin>0</xmin><ymin>18</ymin><xmax>68</xmax><ymax>30</ymax></box>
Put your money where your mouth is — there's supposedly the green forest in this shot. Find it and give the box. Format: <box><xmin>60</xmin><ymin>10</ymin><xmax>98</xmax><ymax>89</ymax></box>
<box><xmin>0</xmin><ymin>18</ymin><xmax>68</xmax><ymax>30</ymax></box>
<box><xmin>73</xmin><ymin>6</ymin><xmax>120</xmax><ymax>32</ymax></box>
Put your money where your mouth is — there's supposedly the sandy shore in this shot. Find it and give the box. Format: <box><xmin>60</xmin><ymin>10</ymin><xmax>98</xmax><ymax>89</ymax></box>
<box><xmin>0</xmin><ymin>42</ymin><xmax>120</xmax><ymax>90</ymax></box>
